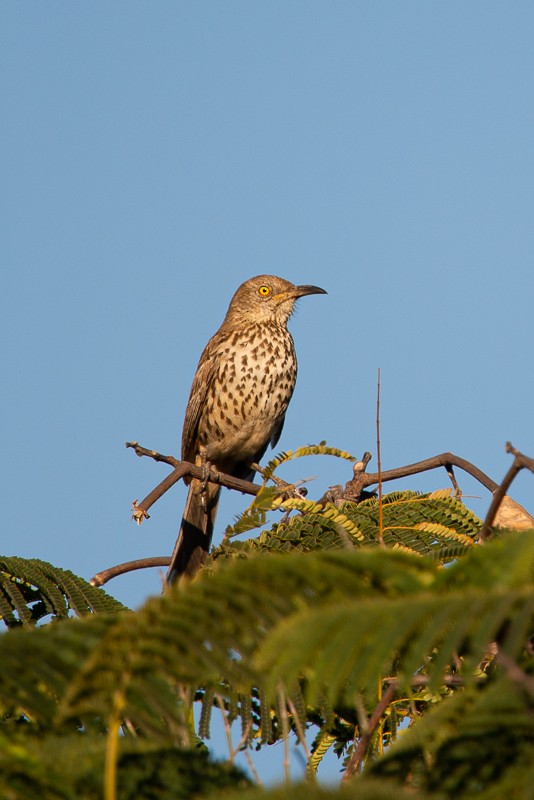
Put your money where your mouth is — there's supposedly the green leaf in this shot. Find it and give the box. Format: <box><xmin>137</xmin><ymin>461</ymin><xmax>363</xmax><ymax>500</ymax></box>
<box><xmin>0</xmin><ymin>556</ymin><xmax>127</xmax><ymax>628</ymax></box>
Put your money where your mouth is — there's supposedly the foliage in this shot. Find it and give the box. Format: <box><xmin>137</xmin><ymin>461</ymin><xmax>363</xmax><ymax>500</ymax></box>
<box><xmin>215</xmin><ymin>779</ymin><xmax>434</xmax><ymax>800</ymax></box>
<box><xmin>370</xmin><ymin>677</ymin><xmax>534</xmax><ymax>799</ymax></box>
<box><xmin>1</xmin><ymin>445</ymin><xmax>533</xmax><ymax>799</ymax></box>
<box><xmin>0</xmin><ymin>556</ymin><xmax>126</xmax><ymax>628</ymax></box>
<box><xmin>216</xmin><ymin>487</ymin><xmax>480</xmax><ymax>561</ymax></box>
<box><xmin>0</xmin><ymin>731</ymin><xmax>249</xmax><ymax>800</ymax></box>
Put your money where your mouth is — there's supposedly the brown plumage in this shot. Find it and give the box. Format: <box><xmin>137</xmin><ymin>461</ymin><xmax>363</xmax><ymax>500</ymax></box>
<box><xmin>166</xmin><ymin>274</ymin><xmax>327</xmax><ymax>584</ymax></box>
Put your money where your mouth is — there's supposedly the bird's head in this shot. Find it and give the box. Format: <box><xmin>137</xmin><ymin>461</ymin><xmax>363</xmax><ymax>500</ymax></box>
<box><xmin>224</xmin><ymin>274</ymin><xmax>327</xmax><ymax>326</ymax></box>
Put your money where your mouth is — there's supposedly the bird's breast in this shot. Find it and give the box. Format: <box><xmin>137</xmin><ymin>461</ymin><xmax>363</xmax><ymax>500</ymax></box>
<box><xmin>198</xmin><ymin>325</ymin><xmax>297</xmax><ymax>464</ymax></box>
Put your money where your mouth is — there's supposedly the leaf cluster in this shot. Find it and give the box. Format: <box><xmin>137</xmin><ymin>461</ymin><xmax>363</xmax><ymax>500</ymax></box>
<box><xmin>0</xmin><ymin>556</ymin><xmax>126</xmax><ymax>627</ymax></box>
<box><xmin>1</xmin><ymin>463</ymin><xmax>533</xmax><ymax>800</ymax></box>
<box><xmin>216</xmin><ymin>488</ymin><xmax>480</xmax><ymax>561</ymax></box>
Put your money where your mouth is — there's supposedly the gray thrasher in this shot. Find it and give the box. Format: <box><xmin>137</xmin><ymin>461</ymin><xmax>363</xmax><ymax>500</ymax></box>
<box><xmin>166</xmin><ymin>274</ymin><xmax>327</xmax><ymax>584</ymax></box>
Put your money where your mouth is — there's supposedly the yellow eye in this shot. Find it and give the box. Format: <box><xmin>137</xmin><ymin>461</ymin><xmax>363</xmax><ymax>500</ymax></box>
<box><xmin>258</xmin><ymin>285</ymin><xmax>271</xmax><ymax>297</ymax></box>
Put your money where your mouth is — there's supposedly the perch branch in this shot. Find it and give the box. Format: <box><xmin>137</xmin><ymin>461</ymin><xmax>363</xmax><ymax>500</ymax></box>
<box><xmin>479</xmin><ymin>442</ymin><xmax>534</xmax><ymax>541</ymax></box>
<box><xmin>94</xmin><ymin>441</ymin><xmax>315</xmax><ymax>585</ymax></box>
<box><xmin>125</xmin><ymin>440</ymin><xmax>260</xmax><ymax>521</ymax></box>
<box><xmin>115</xmin><ymin>439</ymin><xmax>524</xmax><ymax>587</ymax></box>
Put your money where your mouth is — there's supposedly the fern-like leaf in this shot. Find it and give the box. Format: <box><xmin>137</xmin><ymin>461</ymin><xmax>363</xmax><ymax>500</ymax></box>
<box><xmin>0</xmin><ymin>556</ymin><xmax>126</xmax><ymax>628</ymax></box>
<box><xmin>262</xmin><ymin>444</ymin><xmax>356</xmax><ymax>481</ymax></box>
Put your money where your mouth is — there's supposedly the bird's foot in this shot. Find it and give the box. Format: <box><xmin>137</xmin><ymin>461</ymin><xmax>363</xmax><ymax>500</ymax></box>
<box><xmin>197</xmin><ymin>453</ymin><xmax>219</xmax><ymax>511</ymax></box>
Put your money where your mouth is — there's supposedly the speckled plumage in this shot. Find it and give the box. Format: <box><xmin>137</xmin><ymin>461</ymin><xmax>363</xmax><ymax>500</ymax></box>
<box><xmin>167</xmin><ymin>275</ymin><xmax>326</xmax><ymax>583</ymax></box>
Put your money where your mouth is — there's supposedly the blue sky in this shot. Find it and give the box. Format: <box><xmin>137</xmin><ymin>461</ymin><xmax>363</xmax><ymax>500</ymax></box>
<box><xmin>4</xmin><ymin>0</ymin><xmax>534</xmax><ymax>609</ymax></box>
<box><xmin>2</xmin><ymin>0</ymin><xmax>534</xmax><ymax>780</ymax></box>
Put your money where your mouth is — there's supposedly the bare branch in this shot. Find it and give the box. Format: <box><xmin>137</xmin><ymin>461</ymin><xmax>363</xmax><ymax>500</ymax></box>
<box><xmin>277</xmin><ymin>684</ymin><xmax>291</xmax><ymax>784</ymax></box>
<box><xmin>122</xmin><ymin>437</ymin><xmax>534</xmax><ymax>587</ymax></box>
<box><xmin>342</xmin><ymin>682</ymin><xmax>397</xmax><ymax>781</ymax></box>
<box><xmin>479</xmin><ymin>442</ymin><xmax>534</xmax><ymax>541</ymax></box>
<box><xmin>320</xmin><ymin>451</ymin><xmax>498</xmax><ymax>506</ymax></box>
<box><xmin>125</xmin><ymin>440</ymin><xmax>260</xmax><ymax>521</ymax></box>
<box><xmin>215</xmin><ymin>693</ymin><xmax>236</xmax><ymax>762</ymax></box>
<box><xmin>506</xmin><ymin>441</ymin><xmax>534</xmax><ymax>472</ymax></box>
<box><xmin>126</xmin><ymin>441</ymin><xmax>181</xmax><ymax>467</ymax></box>
<box><xmin>366</xmin><ymin>452</ymin><xmax>498</xmax><ymax>494</ymax></box>
<box><xmin>496</xmin><ymin>650</ymin><xmax>534</xmax><ymax>699</ymax></box>
<box><xmin>91</xmin><ymin>557</ymin><xmax>171</xmax><ymax>586</ymax></box>
<box><xmin>128</xmin><ymin>440</ymin><xmax>500</xmax><ymax>518</ymax></box>
<box><xmin>287</xmin><ymin>696</ymin><xmax>312</xmax><ymax>762</ymax></box>
<box><xmin>131</xmin><ymin>465</ymin><xmax>189</xmax><ymax>522</ymax></box>
<box><xmin>341</xmin><ymin>672</ymin><xmax>468</xmax><ymax>782</ymax></box>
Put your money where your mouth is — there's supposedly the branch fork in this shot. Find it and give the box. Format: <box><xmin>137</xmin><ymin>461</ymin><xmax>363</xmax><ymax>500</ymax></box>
<box><xmin>90</xmin><ymin>441</ymin><xmax>534</xmax><ymax>586</ymax></box>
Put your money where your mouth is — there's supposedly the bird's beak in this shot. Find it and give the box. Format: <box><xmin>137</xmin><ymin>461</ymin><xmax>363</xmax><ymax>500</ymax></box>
<box><xmin>272</xmin><ymin>284</ymin><xmax>327</xmax><ymax>304</ymax></box>
<box><xmin>294</xmin><ymin>284</ymin><xmax>328</xmax><ymax>297</ymax></box>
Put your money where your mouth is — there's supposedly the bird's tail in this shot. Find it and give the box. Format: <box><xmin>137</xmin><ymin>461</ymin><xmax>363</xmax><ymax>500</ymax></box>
<box><xmin>166</xmin><ymin>478</ymin><xmax>221</xmax><ymax>584</ymax></box>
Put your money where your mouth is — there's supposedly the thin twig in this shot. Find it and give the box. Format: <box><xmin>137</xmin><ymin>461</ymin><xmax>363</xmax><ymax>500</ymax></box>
<box><xmin>287</xmin><ymin>697</ymin><xmax>312</xmax><ymax>762</ymax></box>
<box><xmin>495</xmin><ymin>650</ymin><xmax>534</xmax><ymax>699</ymax></box>
<box><xmin>278</xmin><ymin>684</ymin><xmax>291</xmax><ymax>784</ymax></box>
<box><xmin>405</xmin><ymin>674</ymin><xmax>465</xmax><ymax>688</ymax></box>
<box><xmin>376</xmin><ymin>368</ymin><xmax>384</xmax><ymax>546</ymax></box>
<box><xmin>126</xmin><ymin>441</ymin><xmax>181</xmax><ymax>467</ymax></box>
<box><xmin>214</xmin><ymin>695</ymin><xmax>255</xmax><ymax>764</ymax></box>
<box><xmin>506</xmin><ymin>441</ymin><xmax>534</xmax><ymax>471</ymax></box>
<box><xmin>244</xmin><ymin>749</ymin><xmax>262</xmax><ymax>785</ymax></box>
<box><xmin>126</xmin><ymin>441</ymin><xmax>260</xmax><ymax>521</ymax></box>
<box><xmin>231</xmin><ymin>719</ymin><xmax>254</xmax><ymax>760</ymax></box>
<box><xmin>445</xmin><ymin>464</ymin><xmax>462</xmax><ymax>498</ymax></box>
<box><xmin>215</xmin><ymin>694</ymin><xmax>235</xmax><ymax>762</ymax></box>
<box><xmin>376</xmin><ymin>678</ymin><xmax>384</xmax><ymax>757</ymax></box>
<box><xmin>121</xmin><ymin>439</ymin><xmax>521</xmax><ymax>589</ymax></box>
<box><xmin>342</xmin><ymin>682</ymin><xmax>397</xmax><ymax>781</ymax></box>
<box><xmin>479</xmin><ymin>442</ymin><xmax>534</xmax><ymax>541</ymax></box>
<box><xmin>130</xmin><ymin>465</ymin><xmax>189</xmax><ymax>523</ymax></box>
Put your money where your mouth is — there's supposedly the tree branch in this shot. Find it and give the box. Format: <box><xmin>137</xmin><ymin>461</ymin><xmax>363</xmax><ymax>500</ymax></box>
<box><xmin>116</xmin><ymin>440</ymin><xmax>532</xmax><ymax>588</ymax></box>
<box><xmin>125</xmin><ymin>441</ymin><xmax>260</xmax><ymax>522</ymax></box>
<box><xmin>342</xmin><ymin>682</ymin><xmax>397</xmax><ymax>780</ymax></box>
<box><xmin>479</xmin><ymin>442</ymin><xmax>534</xmax><ymax>541</ymax></box>
<box><xmin>495</xmin><ymin>649</ymin><xmax>534</xmax><ymax>699</ymax></box>
<box><xmin>341</xmin><ymin>672</ymin><xmax>467</xmax><ymax>781</ymax></box>
<box><xmin>320</xmin><ymin>451</ymin><xmax>498</xmax><ymax>506</ymax></box>
<box><xmin>91</xmin><ymin>557</ymin><xmax>171</xmax><ymax>586</ymax></box>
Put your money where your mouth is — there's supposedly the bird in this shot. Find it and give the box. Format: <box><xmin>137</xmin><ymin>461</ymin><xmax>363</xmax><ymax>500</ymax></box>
<box><xmin>166</xmin><ymin>274</ymin><xmax>327</xmax><ymax>584</ymax></box>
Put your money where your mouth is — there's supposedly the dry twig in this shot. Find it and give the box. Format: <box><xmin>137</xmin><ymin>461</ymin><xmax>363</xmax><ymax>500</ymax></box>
<box><xmin>342</xmin><ymin>682</ymin><xmax>397</xmax><ymax>780</ymax></box>
<box><xmin>479</xmin><ymin>442</ymin><xmax>534</xmax><ymax>541</ymax></box>
<box><xmin>91</xmin><ymin>557</ymin><xmax>170</xmax><ymax>587</ymax></box>
<box><xmin>126</xmin><ymin>441</ymin><xmax>260</xmax><ymax>523</ymax></box>
<box><xmin>319</xmin><ymin>451</ymin><xmax>498</xmax><ymax>506</ymax></box>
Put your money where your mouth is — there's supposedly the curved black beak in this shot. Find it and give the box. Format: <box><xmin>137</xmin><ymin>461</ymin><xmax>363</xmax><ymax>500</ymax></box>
<box><xmin>295</xmin><ymin>284</ymin><xmax>328</xmax><ymax>297</ymax></box>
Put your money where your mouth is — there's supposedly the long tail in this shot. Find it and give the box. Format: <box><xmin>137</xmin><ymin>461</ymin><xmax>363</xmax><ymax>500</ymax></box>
<box><xmin>166</xmin><ymin>478</ymin><xmax>221</xmax><ymax>584</ymax></box>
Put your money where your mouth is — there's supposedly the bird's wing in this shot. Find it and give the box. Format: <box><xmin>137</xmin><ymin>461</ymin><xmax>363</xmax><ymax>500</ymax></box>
<box><xmin>181</xmin><ymin>342</ymin><xmax>219</xmax><ymax>463</ymax></box>
<box><xmin>269</xmin><ymin>414</ymin><xmax>286</xmax><ymax>450</ymax></box>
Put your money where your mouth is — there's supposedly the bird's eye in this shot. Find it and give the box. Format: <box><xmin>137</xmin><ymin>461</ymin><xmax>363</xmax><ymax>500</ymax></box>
<box><xmin>258</xmin><ymin>285</ymin><xmax>271</xmax><ymax>297</ymax></box>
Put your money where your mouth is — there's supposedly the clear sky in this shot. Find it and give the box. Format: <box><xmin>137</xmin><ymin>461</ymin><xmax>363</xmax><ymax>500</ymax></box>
<box><xmin>2</xmin><ymin>0</ymin><xmax>534</xmax><ymax>779</ymax></box>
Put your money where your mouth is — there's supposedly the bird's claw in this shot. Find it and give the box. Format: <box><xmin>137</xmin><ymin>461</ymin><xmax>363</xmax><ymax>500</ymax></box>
<box><xmin>197</xmin><ymin>453</ymin><xmax>218</xmax><ymax>511</ymax></box>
